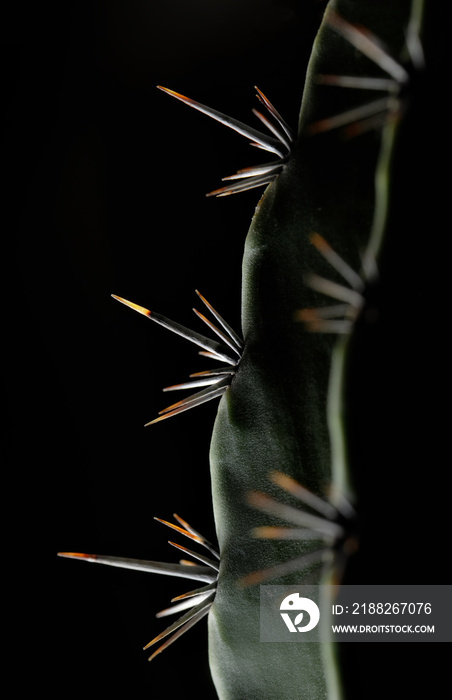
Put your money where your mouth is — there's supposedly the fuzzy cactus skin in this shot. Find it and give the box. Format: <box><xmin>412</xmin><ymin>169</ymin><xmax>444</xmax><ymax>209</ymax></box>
<box><xmin>208</xmin><ymin>1</ymin><xmax>424</xmax><ymax>698</ymax></box>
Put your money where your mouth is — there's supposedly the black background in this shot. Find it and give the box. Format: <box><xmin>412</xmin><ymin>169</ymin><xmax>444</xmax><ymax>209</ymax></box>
<box><xmin>3</xmin><ymin>1</ymin><xmax>448</xmax><ymax>699</ymax></box>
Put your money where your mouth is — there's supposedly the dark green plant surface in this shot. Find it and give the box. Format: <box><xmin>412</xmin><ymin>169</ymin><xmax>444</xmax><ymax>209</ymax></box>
<box><xmin>209</xmin><ymin>1</ymin><xmax>426</xmax><ymax>698</ymax></box>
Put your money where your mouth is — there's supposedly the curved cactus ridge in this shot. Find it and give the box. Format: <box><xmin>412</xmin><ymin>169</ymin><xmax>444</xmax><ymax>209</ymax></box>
<box><xmin>207</xmin><ymin>0</ymin><xmax>424</xmax><ymax>698</ymax></box>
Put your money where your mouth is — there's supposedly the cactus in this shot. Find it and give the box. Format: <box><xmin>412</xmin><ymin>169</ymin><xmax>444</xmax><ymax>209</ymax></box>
<box><xmin>54</xmin><ymin>0</ymin><xmax>446</xmax><ymax>698</ymax></box>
